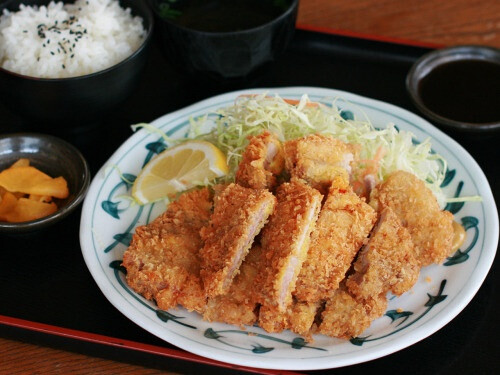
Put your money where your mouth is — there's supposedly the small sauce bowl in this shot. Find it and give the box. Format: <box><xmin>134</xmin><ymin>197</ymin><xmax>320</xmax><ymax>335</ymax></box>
<box><xmin>406</xmin><ymin>45</ymin><xmax>500</xmax><ymax>133</ymax></box>
<box><xmin>0</xmin><ymin>133</ymin><xmax>90</xmax><ymax>234</ymax></box>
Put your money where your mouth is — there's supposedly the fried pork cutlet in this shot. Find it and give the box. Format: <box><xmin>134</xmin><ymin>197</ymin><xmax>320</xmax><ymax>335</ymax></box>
<box><xmin>319</xmin><ymin>285</ymin><xmax>387</xmax><ymax>339</ymax></box>
<box><xmin>288</xmin><ymin>300</ymin><xmax>321</xmax><ymax>339</ymax></box>
<box><xmin>203</xmin><ymin>245</ymin><xmax>264</xmax><ymax>327</ymax></box>
<box><xmin>258</xmin><ymin>300</ymin><xmax>320</xmax><ymax>341</ymax></box>
<box><xmin>235</xmin><ymin>131</ymin><xmax>285</xmax><ymax>190</ymax></box>
<box><xmin>256</xmin><ymin>179</ymin><xmax>323</xmax><ymax>312</ymax></box>
<box><xmin>283</xmin><ymin>134</ymin><xmax>359</xmax><ymax>194</ymax></box>
<box><xmin>122</xmin><ymin>188</ymin><xmax>212</xmax><ymax>313</ymax></box>
<box><xmin>369</xmin><ymin>170</ymin><xmax>454</xmax><ymax>266</ymax></box>
<box><xmin>294</xmin><ymin>176</ymin><xmax>377</xmax><ymax>302</ymax></box>
<box><xmin>346</xmin><ymin>207</ymin><xmax>420</xmax><ymax>300</ymax></box>
<box><xmin>199</xmin><ymin>183</ymin><xmax>277</xmax><ymax>297</ymax></box>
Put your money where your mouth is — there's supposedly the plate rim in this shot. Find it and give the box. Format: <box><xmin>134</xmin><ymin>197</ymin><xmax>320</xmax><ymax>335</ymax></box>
<box><xmin>80</xmin><ymin>86</ymin><xmax>499</xmax><ymax>370</ymax></box>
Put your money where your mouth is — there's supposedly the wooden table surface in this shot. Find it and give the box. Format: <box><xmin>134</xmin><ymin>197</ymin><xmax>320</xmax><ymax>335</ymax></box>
<box><xmin>1</xmin><ymin>0</ymin><xmax>498</xmax><ymax>374</ymax></box>
<box><xmin>297</xmin><ymin>0</ymin><xmax>499</xmax><ymax>48</ymax></box>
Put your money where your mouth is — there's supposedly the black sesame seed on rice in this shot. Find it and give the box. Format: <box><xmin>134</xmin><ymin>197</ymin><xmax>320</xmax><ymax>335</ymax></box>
<box><xmin>1</xmin><ymin>0</ymin><xmax>146</xmax><ymax>78</ymax></box>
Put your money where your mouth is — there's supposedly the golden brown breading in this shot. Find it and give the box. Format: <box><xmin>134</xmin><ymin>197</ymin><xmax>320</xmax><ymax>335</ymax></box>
<box><xmin>319</xmin><ymin>286</ymin><xmax>387</xmax><ymax>339</ymax></box>
<box><xmin>235</xmin><ymin>131</ymin><xmax>285</xmax><ymax>190</ymax></box>
<box><xmin>258</xmin><ymin>300</ymin><xmax>320</xmax><ymax>341</ymax></box>
<box><xmin>346</xmin><ymin>207</ymin><xmax>420</xmax><ymax>300</ymax></box>
<box><xmin>257</xmin><ymin>304</ymin><xmax>289</xmax><ymax>334</ymax></box>
<box><xmin>122</xmin><ymin>188</ymin><xmax>212</xmax><ymax>313</ymax></box>
<box><xmin>283</xmin><ymin>134</ymin><xmax>359</xmax><ymax>194</ymax></box>
<box><xmin>369</xmin><ymin>170</ymin><xmax>454</xmax><ymax>266</ymax></box>
<box><xmin>287</xmin><ymin>300</ymin><xmax>320</xmax><ymax>340</ymax></box>
<box><xmin>255</xmin><ymin>179</ymin><xmax>323</xmax><ymax>311</ymax></box>
<box><xmin>199</xmin><ymin>183</ymin><xmax>277</xmax><ymax>297</ymax></box>
<box><xmin>294</xmin><ymin>176</ymin><xmax>377</xmax><ymax>302</ymax></box>
<box><xmin>202</xmin><ymin>245</ymin><xmax>264</xmax><ymax>327</ymax></box>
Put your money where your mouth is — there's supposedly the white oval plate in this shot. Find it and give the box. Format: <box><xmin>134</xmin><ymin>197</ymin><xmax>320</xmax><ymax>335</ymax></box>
<box><xmin>80</xmin><ymin>87</ymin><xmax>498</xmax><ymax>370</ymax></box>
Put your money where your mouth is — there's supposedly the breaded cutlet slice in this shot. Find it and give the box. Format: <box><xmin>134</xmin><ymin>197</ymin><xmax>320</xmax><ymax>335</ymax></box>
<box><xmin>283</xmin><ymin>134</ymin><xmax>359</xmax><ymax>194</ymax></box>
<box><xmin>319</xmin><ymin>285</ymin><xmax>387</xmax><ymax>339</ymax></box>
<box><xmin>256</xmin><ymin>179</ymin><xmax>323</xmax><ymax>312</ymax></box>
<box><xmin>235</xmin><ymin>131</ymin><xmax>285</xmax><ymax>190</ymax></box>
<box><xmin>202</xmin><ymin>245</ymin><xmax>265</xmax><ymax>327</ymax></box>
<box><xmin>346</xmin><ymin>207</ymin><xmax>420</xmax><ymax>300</ymax></box>
<box><xmin>287</xmin><ymin>300</ymin><xmax>321</xmax><ymax>340</ymax></box>
<box><xmin>122</xmin><ymin>188</ymin><xmax>212</xmax><ymax>313</ymax></box>
<box><xmin>369</xmin><ymin>170</ymin><xmax>454</xmax><ymax>266</ymax></box>
<box><xmin>294</xmin><ymin>176</ymin><xmax>377</xmax><ymax>302</ymax></box>
<box><xmin>200</xmin><ymin>183</ymin><xmax>276</xmax><ymax>297</ymax></box>
<box><xmin>258</xmin><ymin>300</ymin><xmax>320</xmax><ymax>341</ymax></box>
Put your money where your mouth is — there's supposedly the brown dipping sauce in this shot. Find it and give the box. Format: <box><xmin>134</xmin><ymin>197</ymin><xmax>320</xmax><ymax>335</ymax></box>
<box><xmin>418</xmin><ymin>59</ymin><xmax>500</xmax><ymax>124</ymax></box>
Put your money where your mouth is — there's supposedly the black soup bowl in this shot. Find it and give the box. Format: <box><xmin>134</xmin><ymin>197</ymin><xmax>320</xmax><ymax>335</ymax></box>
<box><xmin>0</xmin><ymin>0</ymin><xmax>154</xmax><ymax>128</ymax></box>
<box><xmin>149</xmin><ymin>0</ymin><xmax>299</xmax><ymax>79</ymax></box>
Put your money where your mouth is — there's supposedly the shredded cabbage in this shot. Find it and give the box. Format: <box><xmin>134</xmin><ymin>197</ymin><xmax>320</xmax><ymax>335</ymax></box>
<box><xmin>188</xmin><ymin>93</ymin><xmax>448</xmax><ymax>205</ymax></box>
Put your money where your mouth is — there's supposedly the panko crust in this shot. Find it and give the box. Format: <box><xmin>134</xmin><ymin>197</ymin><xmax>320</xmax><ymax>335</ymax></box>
<box><xmin>255</xmin><ymin>179</ymin><xmax>323</xmax><ymax>311</ymax></box>
<box><xmin>294</xmin><ymin>176</ymin><xmax>377</xmax><ymax>302</ymax></box>
<box><xmin>235</xmin><ymin>131</ymin><xmax>285</xmax><ymax>190</ymax></box>
<box><xmin>122</xmin><ymin>188</ymin><xmax>212</xmax><ymax>313</ymax></box>
<box><xmin>258</xmin><ymin>300</ymin><xmax>320</xmax><ymax>342</ymax></box>
<box><xmin>319</xmin><ymin>286</ymin><xmax>387</xmax><ymax>339</ymax></box>
<box><xmin>199</xmin><ymin>183</ymin><xmax>276</xmax><ymax>297</ymax></box>
<box><xmin>202</xmin><ymin>245</ymin><xmax>265</xmax><ymax>327</ymax></box>
<box><xmin>369</xmin><ymin>170</ymin><xmax>454</xmax><ymax>266</ymax></box>
<box><xmin>346</xmin><ymin>207</ymin><xmax>420</xmax><ymax>300</ymax></box>
<box><xmin>283</xmin><ymin>134</ymin><xmax>359</xmax><ymax>194</ymax></box>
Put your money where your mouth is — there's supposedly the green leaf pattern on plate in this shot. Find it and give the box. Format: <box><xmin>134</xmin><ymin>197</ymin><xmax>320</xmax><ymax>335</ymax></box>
<box><xmin>351</xmin><ymin>279</ymin><xmax>448</xmax><ymax>346</ymax></box>
<box><xmin>444</xmin><ymin>181</ymin><xmax>465</xmax><ymax>214</ymax></box>
<box><xmin>203</xmin><ymin>328</ymin><xmax>327</xmax><ymax>352</ymax></box>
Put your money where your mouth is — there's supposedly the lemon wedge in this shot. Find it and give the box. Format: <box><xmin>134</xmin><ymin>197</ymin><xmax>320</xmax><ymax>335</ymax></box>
<box><xmin>132</xmin><ymin>140</ymin><xmax>228</xmax><ymax>204</ymax></box>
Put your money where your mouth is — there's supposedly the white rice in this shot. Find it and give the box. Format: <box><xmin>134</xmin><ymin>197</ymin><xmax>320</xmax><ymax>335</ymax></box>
<box><xmin>0</xmin><ymin>0</ymin><xmax>146</xmax><ymax>78</ymax></box>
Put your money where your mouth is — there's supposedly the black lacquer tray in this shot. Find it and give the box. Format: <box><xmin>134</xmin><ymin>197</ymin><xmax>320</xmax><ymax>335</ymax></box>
<box><xmin>0</xmin><ymin>27</ymin><xmax>498</xmax><ymax>374</ymax></box>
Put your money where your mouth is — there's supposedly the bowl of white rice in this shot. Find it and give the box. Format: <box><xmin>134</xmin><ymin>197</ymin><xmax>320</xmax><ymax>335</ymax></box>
<box><xmin>0</xmin><ymin>0</ymin><xmax>153</xmax><ymax>127</ymax></box>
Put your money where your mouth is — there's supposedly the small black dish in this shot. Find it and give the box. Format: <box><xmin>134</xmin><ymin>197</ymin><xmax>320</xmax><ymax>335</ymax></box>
<box><xmin>0</xmin><ymin>0</ymin><xmax>153</xmax><ymax>129</ymax></box>
<box><xmin>149</xmin><ymin>0</ymin><xmax>299</xmax><ymax>79</ymax></box>
<box><xmin>0</xmin><ymin>133</ymin><xmax>90</xmax><ymax>234</ymax></box>
<box><xmin>406</xmin><ymin>45</ymin><xmax>500</xmax><ymax>133</ymax></box>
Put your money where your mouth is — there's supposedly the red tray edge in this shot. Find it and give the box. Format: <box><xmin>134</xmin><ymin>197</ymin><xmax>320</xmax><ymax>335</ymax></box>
<box><xmin>0</xmin><ymin>314</ymin><xmax>302</xmax><ymax>375</ymax></box>
<box><xmin>296</xmin><ymin>23</ymin><xmax>443</xmax><ymax>49</ymax></box>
